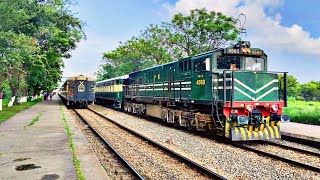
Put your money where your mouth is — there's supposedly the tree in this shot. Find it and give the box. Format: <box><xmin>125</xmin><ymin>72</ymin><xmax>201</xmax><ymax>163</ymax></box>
<box><xmin>301</xmin><ymin>81</ymin><xmax>320</xmax><ymax>101</ymax></box>
<box><xmin>0</xmin><ymin>0</ymin><xmax>85</xmax><ymax>105</ymax></box>
<box><xmin>278</xmin><ymin>74</ymin><xmax>301</xmax><ymax>99</ymax></box>
<box><xmin>168</xmin><ymin>8</ymin><xmax>239</xmax><ymax>56</ymax></box>
<box><xmin>97</xmin><ymin>8</ymin><xmax>240</xmax><ymax>80</ymax></box>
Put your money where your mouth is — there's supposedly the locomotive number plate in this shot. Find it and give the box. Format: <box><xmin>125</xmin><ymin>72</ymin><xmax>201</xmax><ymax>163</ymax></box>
<box><xmin>196</xmin><ymin>79</ymin><xmax>205</xmax><ymax>85</ymax></box>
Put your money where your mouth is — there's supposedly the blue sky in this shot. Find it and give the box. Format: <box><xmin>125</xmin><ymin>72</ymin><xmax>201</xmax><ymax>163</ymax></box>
<box><xmin>64</xmin><ymin>0</ymin><xmax>320</xmax><ymax>83</ymax></box>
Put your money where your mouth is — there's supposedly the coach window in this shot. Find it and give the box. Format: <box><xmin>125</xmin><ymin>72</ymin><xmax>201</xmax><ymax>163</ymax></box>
<box><xmin>217</xmin><ymin>56</ymin><xmax>241</xmax><ymax>70</ymax></box>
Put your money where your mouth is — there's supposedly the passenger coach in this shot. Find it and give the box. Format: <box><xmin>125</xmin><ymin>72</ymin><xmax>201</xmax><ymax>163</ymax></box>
<box><xmin>60</xmin><ymin>75</ymin><xmax>95</xmax><ymax>108</ymax></box>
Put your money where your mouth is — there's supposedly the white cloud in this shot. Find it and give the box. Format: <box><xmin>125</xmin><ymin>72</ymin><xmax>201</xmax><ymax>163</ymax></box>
<box><xmin>62</xmin><ymin>31</ymin><xmax>122</xmax><ymax>79</ymax></box>
<box><xmin>162</xmin><ymin>0</ymin><xmax>320</xmax><ymax>56</ymax></box>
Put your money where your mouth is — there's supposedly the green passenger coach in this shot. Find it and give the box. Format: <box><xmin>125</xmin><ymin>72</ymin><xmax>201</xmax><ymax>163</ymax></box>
<box><xmin>95</xmin><ymin>75</ymin><xmax>128</xmax><ymax>109</ymax></box>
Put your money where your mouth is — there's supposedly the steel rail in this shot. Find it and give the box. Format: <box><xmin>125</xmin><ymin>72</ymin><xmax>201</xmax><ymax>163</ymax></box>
<box><xmin>73</xmin><ymin>109</ymin><xmax>145</xmax><ymax>180</ymax></box>
<box><xmin>88</xmin><ymin>108</ymin><xmax>227</xmax><ymax>180</ymax></box>
<box><xmin>232</xmin><ymin>142</ymin><xmax>320</xmax><ymax>173</ymax></box>
<box><xmin>281</xmin><ymin>134</ymin><xmax>320</xmax><ymax>149</ymax></box>
<box><xmin>263</xmin><ymin>141</ymin><xmax>320</xmax><ymax>157</ymax></box>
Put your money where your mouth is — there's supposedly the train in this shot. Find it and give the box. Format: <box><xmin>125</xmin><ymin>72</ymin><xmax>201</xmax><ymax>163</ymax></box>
<box><xmin>59</xmin><ymin>75</ymin><xmax>95</xmax><ymax>108</ymax></box>
<box><xmin>95</xmin><ymin>41</ymin><xmax>289</xmax><ymax>141</ymax></box>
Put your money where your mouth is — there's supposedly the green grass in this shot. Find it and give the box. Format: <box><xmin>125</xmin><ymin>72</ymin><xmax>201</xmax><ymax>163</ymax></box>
<box><xmin>60</xmin><ymin>105</ymin><xmax>85</xmax><ymax>180</ymax></box>
<box><xmin>283</xmin><ymin>100</ymin><xmax>320</xmax><ymax>125</ymax></box>
<box><xmin>0</xmin><ymin>98</ymin><xmax>43</xmax><ymax>124</ymax></box>
<box><xmin>25</xmin><ymin>113</ymin><xmax>43</xmax><ymax>127</ymax></box>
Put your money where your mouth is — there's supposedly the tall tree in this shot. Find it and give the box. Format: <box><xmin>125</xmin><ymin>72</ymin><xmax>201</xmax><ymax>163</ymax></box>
<box><xmin>97</xmin><ymin>8</ymin><xmax>240</xmax><ymax>80</ymax></box>
<box><xmin>168</xmin><ymin>8</ymin><xmax>239</xmax><ymax>56</ymax></box>
<box><xmin>0</xmin><ymin>0</ymin><xmax>85</xmax><ymax>104</ymax></box>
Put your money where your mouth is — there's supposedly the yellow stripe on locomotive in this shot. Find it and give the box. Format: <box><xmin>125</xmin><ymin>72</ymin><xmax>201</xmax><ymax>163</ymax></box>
<box><xmin>225</xmin><ymin>116</ymin><xmax>281</xmax><ymax>141</ymax></box>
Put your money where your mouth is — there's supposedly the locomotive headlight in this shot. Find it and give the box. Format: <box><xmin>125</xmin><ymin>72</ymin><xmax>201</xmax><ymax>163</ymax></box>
<box><xmin>237</xmin><ymin>115</ymin><xmax>249</xmax><ymax>126</ymax></box>
<box><xmin>246</xmin><ymin>105</ymin><xmax>253</xmax><ymax>112</ymax></box>
<box><xmin>271</xmin><ymin>105</ymin><xmax>278</xmax><ymax>112</ymax></box>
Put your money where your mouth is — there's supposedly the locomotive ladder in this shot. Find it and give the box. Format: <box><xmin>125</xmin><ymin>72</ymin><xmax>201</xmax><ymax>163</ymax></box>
<box><xmin>212</xmin><ymin>73</ymin><xmax>224</xmax><ymax>135</ymax></box>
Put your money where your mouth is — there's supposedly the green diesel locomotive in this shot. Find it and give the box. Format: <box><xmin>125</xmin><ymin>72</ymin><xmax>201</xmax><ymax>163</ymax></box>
<box><xmin>95</xmin><ymin>41</ymin><xmax>288</xmax><ymax>141</ymax></box>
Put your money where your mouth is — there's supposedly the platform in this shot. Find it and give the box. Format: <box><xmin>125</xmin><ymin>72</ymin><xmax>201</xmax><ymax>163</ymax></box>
<box><xmin>0</xmin><ymin>96</ymin><xmax>108</xmax><ymax>180</ymax></box>
<box><xmin>281</xmin><ymin>122</ymin><xmax>320</xmax><ymax>141</ymax></box>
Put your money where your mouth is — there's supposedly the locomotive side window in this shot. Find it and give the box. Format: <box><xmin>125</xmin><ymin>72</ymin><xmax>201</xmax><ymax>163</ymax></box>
<box><xmin>179</xmin><ymin>60</ymin><xmax>191</xmax><ymax>71</ymax></box>
<box><xmin>194</xmin><ymin>58</ymin><xmax>210</xmax><ymax>72</ymax></box>
<box><xmin>217</xmin><ymin>56</ymin><xmax>241</xmax><ymax>70</ymax></box>
<box><xmin>245</xmin><ymin>57</ymin><xmax>265</xmax><ymax>71</ymax></box>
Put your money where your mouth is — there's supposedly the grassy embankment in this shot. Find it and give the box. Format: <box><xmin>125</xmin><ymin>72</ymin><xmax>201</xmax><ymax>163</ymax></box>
<box><xmin>283</xmin><ymin>100</ymin><xmax>320</xmax><ymax>125</ymax></box>
<box><xmin>0</xmin><ymin>98</ymin><xmax>43</xmax><ymax>124</ymax></box>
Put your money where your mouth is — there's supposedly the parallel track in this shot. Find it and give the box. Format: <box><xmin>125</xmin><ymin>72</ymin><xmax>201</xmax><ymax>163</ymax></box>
<box><xmin>231</xmin><ymin>142</ymin><xmax>320</xmax><ymax>173</ymax></box>
<box><xmin>263</xmin><ymin>141</ymin><xmax>320</xmax><ymax>157</ymax></box>
<box><xmin>73</xmin><ymin>109</ymin><xmax>145</xmax><ymax>180</ymax></box>
<box><xmin>89</xmin><ymin>105</ymin><xmax>320</xmax><ymax>175</ymax></box>
<box><xmin>87</xmin><ymin>107</ymin><xmax>226</xmax><ymax>180</ymax></box>
<box><xmin>281</xmin><ymin>134</ymin><xmax>320</xmax><ymax>149</ymax></box>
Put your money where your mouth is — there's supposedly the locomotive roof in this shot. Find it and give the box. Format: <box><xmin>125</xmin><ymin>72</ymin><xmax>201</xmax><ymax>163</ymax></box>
<box><xmin>96</xmin><ymin>74</ymin><xmax>129</xmax><ymax>84</ymax></box>
<box><xmin>67</xmin><ymin>75</ymin><xmax>95</xmax><ymax>81</ymax></box>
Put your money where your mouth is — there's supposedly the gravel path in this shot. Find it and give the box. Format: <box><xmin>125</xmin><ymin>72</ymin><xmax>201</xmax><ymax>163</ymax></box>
<box><xmin>90</xmin><ymin>105</ymin><xmax>320</xmax><ymax>180</ymax></box>
<box><xmin>77</xmin><ymin>109</ymin><xmax>212</xmax><ymax>180</ymax></box>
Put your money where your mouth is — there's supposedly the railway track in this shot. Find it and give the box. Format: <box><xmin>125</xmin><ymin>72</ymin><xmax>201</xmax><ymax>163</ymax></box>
<box><xmin>79</xmin><ymin>108</ymin><xmax>226</xmax><ymax>179</ymax></box>
<box><xmin>72</xmin><ymin>109</ymin><xmax>144</xmax><ymax>179</ymax></box>
<box><xmin>232</xmin><ymin>141</ymin><xmax>320</xmax><ymax>173</ymax></box>
<box><xmin>281</xmin><ymin>134</ymin><xmax>320</xmax><ymax>149</ymax></box>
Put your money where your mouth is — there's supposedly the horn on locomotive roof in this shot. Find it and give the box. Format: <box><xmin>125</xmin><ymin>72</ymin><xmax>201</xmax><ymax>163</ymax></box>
<box><xmin>237</xmin><ymin>13</ymin><xmax>247</xmax><ymax>38</ymax></box>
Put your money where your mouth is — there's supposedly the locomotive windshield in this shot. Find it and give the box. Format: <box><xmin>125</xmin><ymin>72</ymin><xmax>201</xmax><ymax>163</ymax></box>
<box><xmin>217</xmin><ymin>56</ymin><xmax>241</xmax><ymax>70</ymax></box>
<box><xmin>217</xmin><ymin>56</ymin><xmax>265</xmax><ymax>71</ymax></box>
<box><xmin>245</xmin><ymin>57</ymin><xmax>265</xmax><ymax>71</ymax></box>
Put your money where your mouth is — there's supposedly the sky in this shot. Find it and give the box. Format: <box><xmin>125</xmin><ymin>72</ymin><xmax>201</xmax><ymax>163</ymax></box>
<box><xmin>63</xmin><ymin>0</ymin><xmax>320</xmax><ymax>83</ymax></box>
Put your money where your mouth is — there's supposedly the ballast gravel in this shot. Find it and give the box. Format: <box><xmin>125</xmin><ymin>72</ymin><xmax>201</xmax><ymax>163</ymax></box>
<box><xmin>77</xmin><ymin>109</ymin><xmax>211</xmax><ymax>180</ymax></box>
<box><xmin>269</xmin><ymin>139</ymin><xmax>320</xmax><ymax>154</ymax></box>
<box><xmin>245</xmin><ymin>143</ymin><xmax>320</xmax><ymax>168</ymax></box>
<box><xmin>90</xmin><ymin>105</ymin><xmax>320</xmax><ymax>180</ymax></box>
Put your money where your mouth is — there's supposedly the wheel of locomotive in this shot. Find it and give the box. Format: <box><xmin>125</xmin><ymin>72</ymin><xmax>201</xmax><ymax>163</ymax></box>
<box><xmin>186</xmin><ymin>121</ymin><xmax>195</xmax><ymax>131</ymax></box>
<box><xmin>203</xmin><ymin>127</ymin><xmax>213</xmax><ymax>136</ymax></box>
<box><xmin>172</xmin><ymin>122</ymin><xmax>179</xmax><ymax>128</ymax></box>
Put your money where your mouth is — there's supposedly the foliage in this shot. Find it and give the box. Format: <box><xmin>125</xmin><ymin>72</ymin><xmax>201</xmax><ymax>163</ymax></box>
<box><xmin>0</xmin><ymin>0</ymin><xmax>85</xmax><ymax>101</ymax></box>
<box><xmin>300</xmin><ymin>81</ymin><xmax>320</xmax><ymax>101</ymax></box>
<box><xmin>60</xmin><ymin>106</ymin><xmax>85</xmax><ymax>180</ymax></box>
<box><xmin>0</xmin><ymin>98</ymin><xmax>42</xmax><ymax>124</ymax></box>
<box><xmin>169</xmin><ymin>8</ymin><xmax>239</xmax><ymax>56</ymax></box>
<box><xmin>25</xmin><ymin>112</ymin><xmax>43</xmax><ymax>127</ymax></box>
<box><xmin>283</xmin><ymin>100</ymin><xmax>320</xmax><ymax>125</ymax></box>
<box><xmin>278</xmin><ymin>74</ymin><xmax>301</xmax><ymax>99</ymax></box>
<box><xmin>96</xmin><ymin>8</ymin><xmax>239</xmax><ymax>80</ymax></box>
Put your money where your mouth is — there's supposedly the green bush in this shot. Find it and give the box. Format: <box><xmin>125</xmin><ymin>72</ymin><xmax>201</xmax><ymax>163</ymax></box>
<box><xmin>283</xmin><ymin>100</ymin><xmax>320</xmax><ymax>125</ymax></box>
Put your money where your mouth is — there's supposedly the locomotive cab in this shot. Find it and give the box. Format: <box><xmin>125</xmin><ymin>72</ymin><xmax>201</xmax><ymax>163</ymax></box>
<box><xmin>208</xmin><ymin>41</ymin><xmax>288</xmax><ymax>141</ymax></box>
